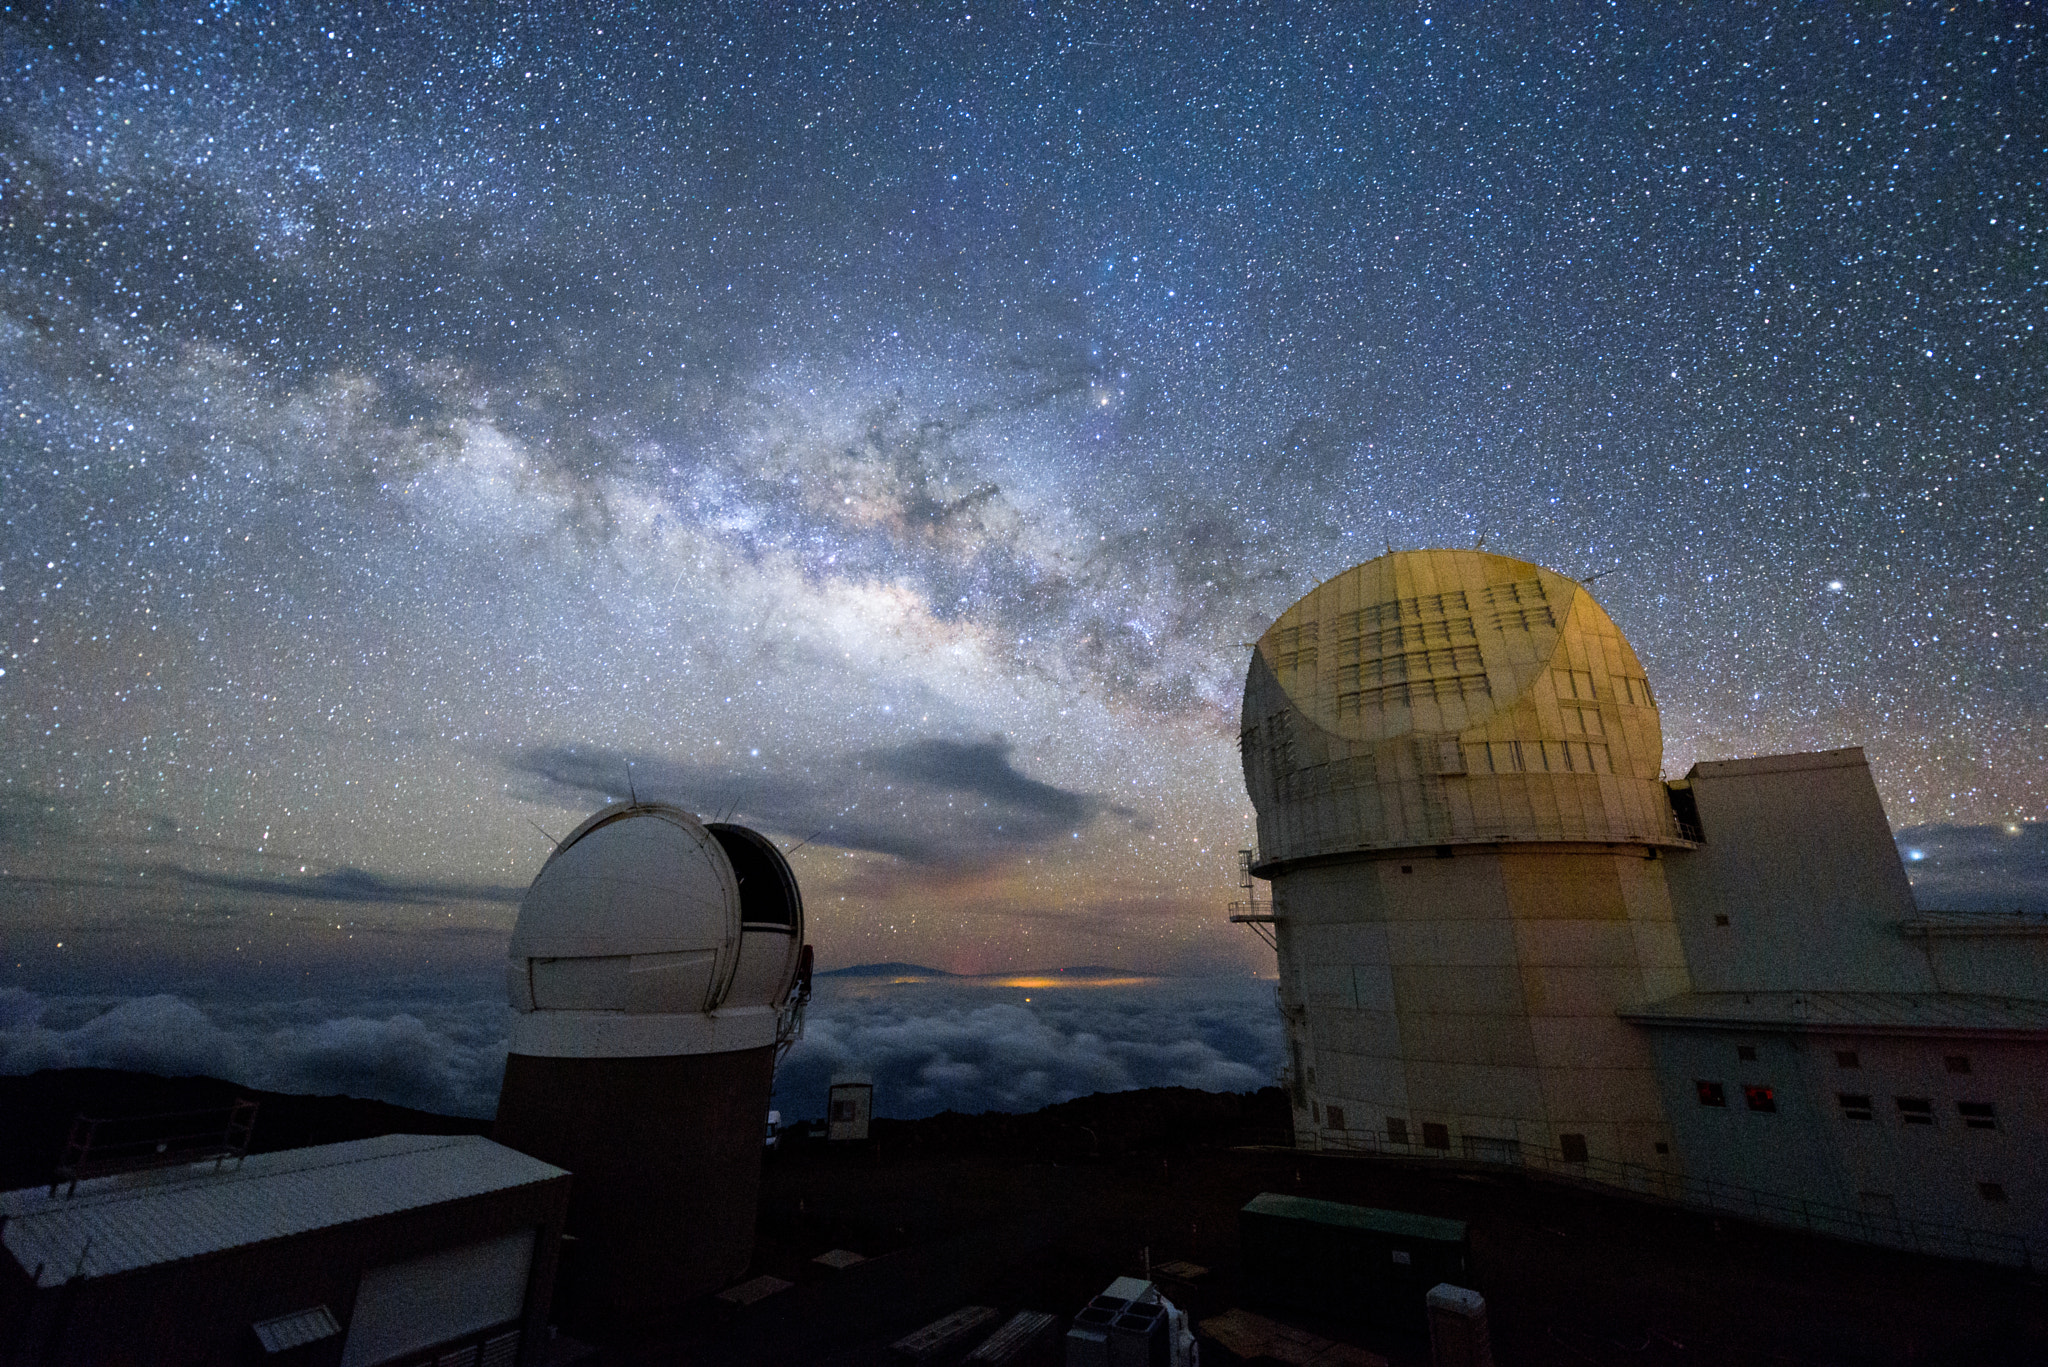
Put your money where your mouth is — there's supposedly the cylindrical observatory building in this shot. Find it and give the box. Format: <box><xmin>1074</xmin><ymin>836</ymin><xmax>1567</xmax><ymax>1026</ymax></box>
<box><xmin>1242</xmin><ymin>549</ymin><xmax>1693</xmax><ymax>1170</ymax></box>
<box><xmin>494</xmin><ymin>802</ymin><xmax>807</xmax><ymax>1318</ymax></box>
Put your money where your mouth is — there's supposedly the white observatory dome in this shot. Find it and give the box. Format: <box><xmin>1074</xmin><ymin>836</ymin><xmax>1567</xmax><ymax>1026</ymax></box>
<box><xmin>505</xmin><ymin>802</ymin><xmax>805</xmax><ymax>1059</ymax></box>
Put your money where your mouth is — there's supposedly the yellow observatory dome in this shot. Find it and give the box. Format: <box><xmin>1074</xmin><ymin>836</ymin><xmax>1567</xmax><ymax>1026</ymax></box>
<box><xmin>1241</xmin><ymin>549</ymin><xmax>1687</xmax><ymax>862</ymax></box>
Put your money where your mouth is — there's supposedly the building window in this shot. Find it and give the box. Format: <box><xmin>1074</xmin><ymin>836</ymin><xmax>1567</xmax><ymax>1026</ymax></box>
<box><xmin>1979</xmin><ymin>1182</ymin><xmax>2008</xmax><ymax>1203</ymax></box>
<box><xmin>1958</xmin><ymin>1102</ymin><xmax>1997</xmax><ymax>1131</ymax></box>
<box><xmin>1386</xmin><ymin>1117</ymin><xmax>1409</xmax><ymax>1145</ymax></box>
<box><xmin>1327</xmin><ymin>1106</ymin><xmax>1347</xmax><ymax>1131</ymax></box>
<box><xmin>1944</xmin><ymin>1054</ymin><xmax>1972</xmax><ymax>1075</ymax></box>
<box><xmin>1311</xmin><ymin>1101</ymin><xmax>1321</xmax><ymax>1124</ymax></box>
<box><xmin>1422</xmin><ymin>1122</ymin><xmax>1451</xmax><ymax>1150</ymax></box>
<box><xmin>1712</xmin><ymin>914</ymin><xmax>1731</xmax><ymax>927</ymax></box>
<box><xmin>1696</xmin><ymin>1080</ymin><xmax>1727</xmax><ymax>1107</ymax></box>
<box><xmin>1736</xmin><ymin>1045</ymin><xmax>1757</xmax><ymax>1062</ymax></box>
<box><xmin>1837</xmin><ymin>1093</ymin><xmax>1873</xmax><ymax>1120</ymax></box>
<box><xmin>1654</xmin><ymin>1142</ymin><xmax>1670</xmax><ymax>1155</ymax></box>
<box><xmin>831</xmin><ymin>1100</ymin><xmax>856</xmax><ymax>1122</ymax></box>
<box><xmin>1895</xmin><ymin>1097</ymin><xmax>1935</xmax><ymax>1126</ymax></box>
<box><xmin>1744</xmin><ymin>1085</ymin><xmax>1777</xmax><ymax>1113</ymax></box>
<box><xmin>1559</xmin><ymin>1133</ymin><xmax>1589</xmax><ymax>1163</ymax></box>
<box><xmin>1835</xmin><ymin>1050</ymin><xmax>1860</xmax><ymax>1069</ymax></box>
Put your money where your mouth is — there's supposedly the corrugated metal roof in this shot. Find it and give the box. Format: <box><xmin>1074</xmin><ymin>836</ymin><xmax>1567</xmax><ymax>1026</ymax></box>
<box><xmin>1</xmin><ymin>1134</ymin><xmax>565</xmax><ymax>1289</ymax></box>
<box><xmin>1899</xmin><ymin>909</ymin><xmax>2048</xmax><ymax>938</ymax></box>
<box><xmin>1620</xmin><ymin>990</ymin><xmax>2048</xmax><ymax>1036</ymax></box>
<box><xmin>1241</xmin><ymin>1192</ymin><xmax>1468</xmax><ymax>1243</ymax></box>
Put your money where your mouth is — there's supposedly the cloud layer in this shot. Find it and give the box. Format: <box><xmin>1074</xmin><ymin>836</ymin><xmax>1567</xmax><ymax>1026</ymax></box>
<box><xmin>774</xmin><ymin>975</ymin><xmax>1282</xmax><ymax>1121</ymax></box>
<box><xmin>0</xmin><ymin>975</ymin><xmax>1283</xmax><ymax>1124</ymax></box>
<box><xmin>0</xmin><ymin>989</ymin><xmax>510</xmax><ymax>1118</ymax></box>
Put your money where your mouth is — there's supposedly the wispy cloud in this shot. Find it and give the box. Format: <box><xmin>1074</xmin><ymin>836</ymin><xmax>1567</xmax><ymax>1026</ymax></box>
<box><xmin>510</xmin><ymin>736</ymin><xmax>1113</xmax><ymax>867</ymax></box>
<box><xmin>869</xmin><ymin>738</ymin><xmax>1094</xmax><ymax>823</ymax></box>
<box><xmin>174</xmin><ymin>865</ymin><xmax>524</xmax><ymax>906</ymax></box>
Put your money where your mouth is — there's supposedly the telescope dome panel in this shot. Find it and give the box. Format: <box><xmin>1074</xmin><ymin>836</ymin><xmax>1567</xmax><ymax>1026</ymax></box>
<box><xmin>506</xmin><ymin>802</ymin><xmax>806</xmax><ymax>1057</ymax></box>
<box><xmin>708</xmin><ymin>823</ymin><xmax>806</xmax><ymax>1010</ymax></box>
<box><xmin>511</xmin><ymin>804</ymin><xmax>739</xmax><ymax>964</ymax></box>
<box><xmin>1242</xmin><ymin>549</ymin><xmax>1684</xmax><ymax>861</ymax></box>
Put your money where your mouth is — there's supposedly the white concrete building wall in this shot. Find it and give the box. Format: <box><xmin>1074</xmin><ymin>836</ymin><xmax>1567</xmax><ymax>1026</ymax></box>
<box><xmin>1641</xmin><ymin>1028</ymin><xmax>2044</xmax><ymax>1249</ymax></box>
<box><xmin>1902</xmin><ymin>917</ymin><xmax>2048</xmax><ymax>999</ymax></box>
<box><xmin>1278</xmin><ymin>846</ymin><xmax>1684</xmax><ymax>1171</ymax></box>
<box><xmin>1663</xmin><ymin>750</ymin><xmax>1935</xmax><ymax>995</ymax></box>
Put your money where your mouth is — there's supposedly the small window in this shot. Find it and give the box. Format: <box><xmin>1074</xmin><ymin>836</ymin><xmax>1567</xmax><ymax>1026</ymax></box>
<box><xmin>1311</xmin><ymin>1101</ymin><xmax>1321</xmax><ymax>1124</ymax></box>
<box><xmin>1896</xmin><ymin>1097</ymin><xmax>1934</xmax><ymax>1125</ymax></box>
<box><xmin>1559</xmin><ymin>1133</ymin><xmax>1589</xmax><ymax>1163</ymax></box>
<box><xmin>1401</xmin><ymin>865</ymin><xmax>1413</xmax><ymax>874</ymax></box>
<box><xmin>1744</xmin><ymin>1085</ymin><xmax>1777</xmax><ymax>1113</ymax></box>
<box><xmin>1838</xmin><ymin>1093</ymin><xmax>1873</xmax><ymax>1121</ymax></box>
<box><xmin>1386</xmin><ymin>1117</ymin><xmax>1409</xmax><ymax>1145</ymax></box>
<box><xmin>1422</xmin><ymin>1122</ymin><xmax>1451</xmax><ymax>1150</ymax></box>
<box><xmin>1654</xmin><ymin>1142</ymin><xmax>1670</xmax><ymax>1155</ymax></box>
<box><xmin>831</xmin><ymin>1099</ymin><xmax>856</xmax><ymax>1122</ymax></box>
<box><xmin>1944</xmin><ymin>1054</ymin><xmax>1971</xmax><ymax>1075</ymax></box>
<box><xmin>1713</xmin><ymin>914</ymin><xmax>1731</xmax><ymax>927</ymax></box>
<box><xmin>1957</xmin><ymin>1102</ymin><xmax>1997</xmax><ymax>1131</ymax></box>
<box><xmin>1978</xmin><ymin>1182</ymin><xmax>2007</xmax><ymax>1203</ymax></box>
<box><xmin>1696</xmin><ymin>1080</ymin><xmax>1727</xmax><ymax>1107</ymax></box>
<box><xmin>1736</xmin><ymin>1045</ymin><xmax>1757</xmax><ymax>1062</ymax></box>
<box><xmin>1327</xmin><ymin>1105</ymin><xmax>1347</xmax><ymax>1131</ymax></box>
<box><xmin>1835</xmin><ymin>1050</ymin><xmax>1860</xmax><ymax>1069</ymax></box>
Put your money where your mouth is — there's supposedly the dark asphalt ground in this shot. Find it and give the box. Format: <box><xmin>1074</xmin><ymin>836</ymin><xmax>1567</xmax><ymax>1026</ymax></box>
<box><xmin>5</xmin><ymin>1074</ymin><xmax>2041</xmax><ymax>1366</ymax></box>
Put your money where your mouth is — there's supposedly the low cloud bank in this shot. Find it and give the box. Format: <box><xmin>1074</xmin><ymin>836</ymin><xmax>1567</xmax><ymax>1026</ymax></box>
<box><xmin>0</xmin><ymin>975</ymin><xmax>1284</xmax><ymax>1124</ymax></box>
<box><xmin>1897</xmin><ymin>822</ymin><xmax>2048</xmax><ymax>913</ymax></box>
<box><xmin>0</xmin><ymin>989</ymin><xmax>509</xmax><ymax>1118</ymax></box>
<box><xmin>775</xmin><ymin>976</ymin><xmax>1283</xmax><ymax>1121</ymax></box>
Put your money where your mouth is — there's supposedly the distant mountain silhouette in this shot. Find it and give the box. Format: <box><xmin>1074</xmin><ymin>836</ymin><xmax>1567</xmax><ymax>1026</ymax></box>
<box><xmin>815</xmin><ymin>962</ymin><xmax>1154</xmax><ymax>980</ymax></box>
<box><xmin>814</xmin><ymin>961</ymin><xmax>956</xmax><ymax>978</ymax></box>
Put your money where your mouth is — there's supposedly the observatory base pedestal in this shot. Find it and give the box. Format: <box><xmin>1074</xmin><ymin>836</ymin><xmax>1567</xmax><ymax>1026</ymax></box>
<box><xmin>494</xmin><ymin>1045</ymin><xmax>775</xmax><ymax>1321</ymax></box>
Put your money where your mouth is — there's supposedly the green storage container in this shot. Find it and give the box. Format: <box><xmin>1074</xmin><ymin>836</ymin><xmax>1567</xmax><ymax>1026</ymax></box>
<box><xmin>1238</xmin><ymin>1192</ymin><xmax>1471</xmax><ymax>1330</ymax></box>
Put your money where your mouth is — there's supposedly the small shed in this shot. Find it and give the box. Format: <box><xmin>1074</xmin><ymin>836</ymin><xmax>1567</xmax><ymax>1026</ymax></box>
<box><xmin>826</xmin><ymin>1077</ymin><xmax>874</xmax><ymax>1142</ymax></box>
<box><xmin>0</xmin><ymin>1133</ymin><xmax>569</xmax><ymax>1367</ymax></box>
<box><xmin>1239</xmin><ymin>1192</ymin><xmax>1470</xmax><ymax>1330</ymax></box>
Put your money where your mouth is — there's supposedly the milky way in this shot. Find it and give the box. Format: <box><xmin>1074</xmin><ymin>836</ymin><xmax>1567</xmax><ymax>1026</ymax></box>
<box><xmin>2</xmin><ymin>3</ymin><xmax>2042</xmax><ymax>1003</ymax></box>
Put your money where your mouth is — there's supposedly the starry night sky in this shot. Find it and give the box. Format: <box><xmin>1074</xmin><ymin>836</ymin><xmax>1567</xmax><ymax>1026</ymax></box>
<box><xmin>3</xmin><ymin>2</ymin><xmax>2043</xmax><ymax>1006</ymax></box>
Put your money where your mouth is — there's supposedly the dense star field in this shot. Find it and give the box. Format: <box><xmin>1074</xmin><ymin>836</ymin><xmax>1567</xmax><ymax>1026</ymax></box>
<box><xmin>1</xmin><ymin>4</ymin><xmax>2042</xmax><ymax>1114</ymax></box>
